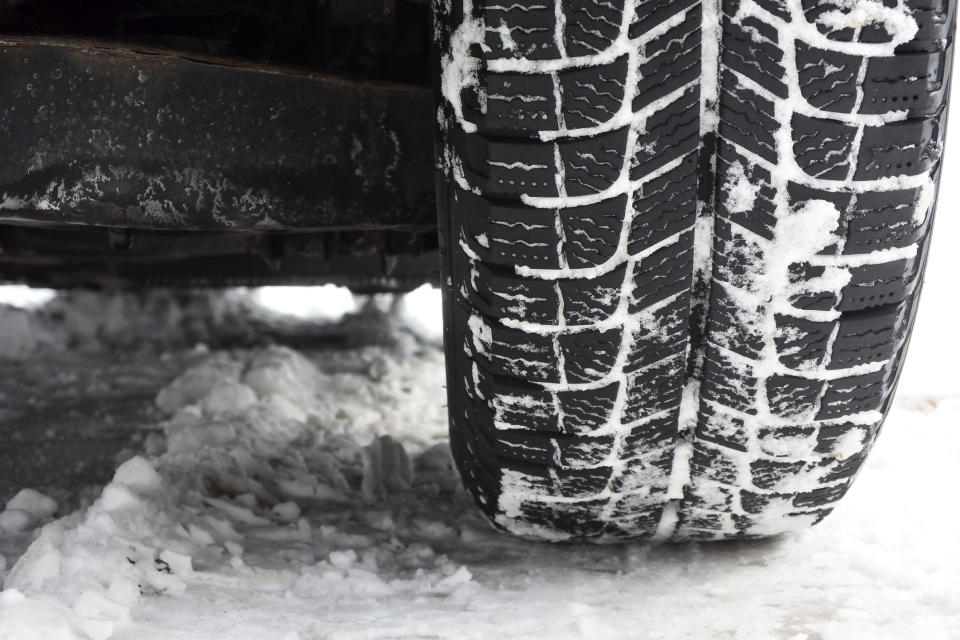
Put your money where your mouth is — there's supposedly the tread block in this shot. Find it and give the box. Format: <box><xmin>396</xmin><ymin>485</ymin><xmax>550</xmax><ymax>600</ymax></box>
<box><xmin>621</xmin><ymin>414</ymin><xmax>680</xmax><ymax>458</ymax></box>
<box><xmin>494</xmin><ymin>428</ymin><xmax>616</xmax><ymax>468</ymax></box>
<box><xmin>500</xmin><ymin>462</ymin><xmax>613</xmax><ymax>499</ymax></box>
<box><xmin>717</xmin><ymin>148</ymin><xmax>778</xmax><ymax>240</ymax></box>
<box><xmin>718</xmin><ymin>77</ymin><xmax>779</xmax><ymax>163</ymax></box>
<box><xmin>624</xmin><ymin>296</ymin><xmax>691</xmax><ymax>371</ymax></box>
<box><xmin>464</xmin><ymin>260</ymin><xmax>559</xmax><ymax>324</ymax></box>
<box><xmin>470</xmin><ymin>57</ymin><xmax>634</xmax><ymax>136</ymax></box>
<box><xmin>796</xmin><ymin>42</ymin><xmax>860</xmax><ymax>113</ymax></box>
<box><xmin>474</xmin><ymin>321</ymin><xmax>562</xmax><ymax>384</ymax></box>
<box><xmin>604</xmin><ymin>494</ymin><xmax>667</xmax><ymax>536</ymax></box>
<box><xmin>478</xmin><ymin>2</ymin><xmax>559</xmax><ymax>61</ymax></box>
<box><xmin>721</xmin><ymin>15</ymin><xmax>788</xmax><ymax>98</ymax></box>
<box><xmin>623</xmin><ymin>355</ymin><xmax>686</xmax><ymax>421</ymax></box>
<box><xmin>690</xmin><ymin>441</ymin><xmax>740</xmax><ymax>485</ymax></box>
<box><xmin>814</xmin><ymin>422</ymin><xmax>873</xmax><ymax>456</ymax></box>
<box><xmin>632</xmin><ymin>0</ymin><xmax>699</xmax><ymax>37</ymax></box>
<box><xmin>472</xmin><ymin>72</ymin><xmax>558</xmax><ymax>135</ymax></box>
<box><xmin>696</xmin><ymin>404</ymin><xmax>750</xmax><ymax>452</ymax></box>
<box><xmin>766</xmin><ymin>375</ymin><xmax>826</xmax><ymax>420</ymax></box>
<box><xmin>558</xmin><ymin>382</ymin><xmax>621</xmax><ymax>435</ymax></box>
<box><xmin>560</xmin><ymin>57</ymin><xmax>631</xmax><ymax>130</ymax></box>
<box><xmin>700</xmin><ymin>349</ymin><xmax>760</xmax><ymax>415</ymax></box>
<box><xmin>632</xmin><ymin>86</ymin><xmax>701</xmax><ymax>180</ymax></box>
<box><xmin>844</xmin><ymin>188</ymin><xmax>927</xmax><ymax>254</ymax></box>
<box><xmin>712</xmin><ymin>218</ymin><xmax>766</xmax><ymax>295</ymax></box>
<box><xmin>634</xmin><ymin>6</ymin><xmax>702</xmax><ymax>111</ymax></box>
<box><xmin>774</xmin><ymin>314</ymin><xmax>835</xmax><ymax>370</ymax></box>
<box><xmin>815</xmin><ymin>370</ymin><xmax>887</xmax><ymax>420</ymax></box>
<box><xmin>509</xmin><ymin>499</ymin><xmax>610</xmax><ymax>537</ymax></box>
<box><xmin>559</xmin><ymin>328</ymin><xmax>624</xmax><ymax>383</ymax></box>
<box><xmin>836</xmin><ymin>258</ymin><xmax>920</xmax><ymax>312</ymax></box>
<box><xmin>629</xmin><ymin>153</ymin><xmax>699</xmax><ymax>254</ymax></box>
<box><xmin>861</xmin><ymin>50</ymin><xmax>952</xmax><ymax>116</ymax></box>
<box><xmin>756</xmin><ymin>424</ymin><xmax>818</xmax><ymax>458</ymax></box>
<box><xmin>459</xmin><ymin>190</ymin><xmax>563</xmax><ymax>270</ymax></box>
<box><xmin>855</xmin><ymin>117</ymin><xmax>942</xmax><ymax>181</ymax></box>
<box><xmin>564</xmin><ymin>1</ymin><xmax>626</xmax><ymax>56</ymax></box>
<box><xmin>560</xmin><ymin>128</ymin><xmax>630</xmax><ymax>196</ymax></box>
<box><xmin>704</xmin><ymin>286</ymin><xmax>765</xmax><ymax>358</ymax></box>
<box><xmin>488</xmin><ymin>386</ymin><xmax>560</xmax><ymax>433</ymax></box>
<box><xmin>561</xmin><ymin>195</ymin><xmax>630</xmax><ymax>268</ymax></box>
<box><xmin>750</xmin><ymin>459</ymin><xmax>809</xmax><ymax>490</ymax></box>
<box><xmin>629</xmin><ymin>231</ymin><xmax>695</xmax><ymax>309</ymax></box>
<box><xmin>829</xmin><ymin>305</ymin><xmax>902</xmax><ymax>369</ymax></box>
<box><xmin>560</xmin><ymin>265</ymin><xmax>630</xmax><ymax>324</ymax></box>
<box><xmin>792</xmin><ymin>114</ymin><xmax>858</xmax><ymax>180</ymax></box>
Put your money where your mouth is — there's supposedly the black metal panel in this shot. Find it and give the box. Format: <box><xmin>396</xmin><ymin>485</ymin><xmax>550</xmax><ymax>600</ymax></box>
<box><xmin>0</xmin><ymin>38</ymin><xmax>436</xmax><ymax>231</ymax></box>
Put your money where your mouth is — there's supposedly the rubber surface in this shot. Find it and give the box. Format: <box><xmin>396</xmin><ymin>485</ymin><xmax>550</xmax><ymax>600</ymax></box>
<box><xmin>436</xmin><ymin>0</ymin><xmax>955</xmax><ymax>541</ymax></box>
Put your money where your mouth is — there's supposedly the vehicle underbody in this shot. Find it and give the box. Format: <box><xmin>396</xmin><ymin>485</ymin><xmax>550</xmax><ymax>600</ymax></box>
<box><xmin>0</xmin><ymin>0</ymin><xmax>437</xmax><ymax>289</ymax></box>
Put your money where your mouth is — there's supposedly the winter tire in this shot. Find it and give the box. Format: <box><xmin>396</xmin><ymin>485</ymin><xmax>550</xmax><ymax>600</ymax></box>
<box><xmin>435</xmin><ymin>0</ymin><xmax>956</xmax><ymax>541</ymax></box>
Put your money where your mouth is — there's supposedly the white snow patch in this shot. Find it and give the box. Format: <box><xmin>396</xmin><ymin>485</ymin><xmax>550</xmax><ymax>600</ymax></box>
<box><xmin>816</xmin><ymin>0</ymin><xmax>920</xmax><ymax>44</ymax></box>
<box><xmin>721</xmin><ymin>161</ymin><xmax>760</xmax><ymax>214</ymax></box>
<box><xmin>253</xmin><ymin>285</ymin><xmax>357</xmax><ymax>320</ymax></box>
<box><xmin>0</xmin><ymin>286</ymin><xmax>56</xmax><ymax>309</ymax></box>
<box><xmin>833</xmin><ymin>427</ymin><xmax>868</xmax><ymax>461</ymax></box>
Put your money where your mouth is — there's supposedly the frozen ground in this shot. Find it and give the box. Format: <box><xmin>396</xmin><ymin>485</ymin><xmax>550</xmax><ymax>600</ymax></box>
<box><xmin>0</xmin><ymin>87</ymin><xmax>958</xmax><ymax>640</ymax></box>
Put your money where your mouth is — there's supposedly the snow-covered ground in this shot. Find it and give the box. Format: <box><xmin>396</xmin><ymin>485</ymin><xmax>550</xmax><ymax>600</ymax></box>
<box><xmin>0</xmin><ymin>80</ymin><xmax>958</xmax><ymax>640</ymax></box>
<box><xmin>0</xmin><ymin>273</ymin><xmax>957</xmax><ymax>640</ymax></box>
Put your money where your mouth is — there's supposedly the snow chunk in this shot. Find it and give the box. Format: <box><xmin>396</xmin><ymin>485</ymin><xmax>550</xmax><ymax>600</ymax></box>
<box><xmin>834</xmin><ymin>427</ymin><xmax>868</xmax><ymax>461</ymax></box>
<box><xmin>157</xmin><ymin>550</ymin><xmax>193</xmax><ymax>577</ymax></box>
<box><xmin>328</xmin><ymin>549</ymin><xmax>357</xmax><ymax>569</ymax></box>
<box><xmin>722</xmin><ymin>161</ymin><xmax>760</xmax><ymax>214</ymax></box>
<box><xmin>5</xmin><ymin>490</ymin><xmax>57</xmax><ymax>522</ymax></box>
<box><xmin>156</xmin><ymin>354</ymin><xmax>244</xmax><ymax>414</ymax></box>
<box><xmin>199</xmin><ymin>380</ymin><xmax>258</xmax><ymax>415</ymax></box>
<box><xmin>0</xmin><ymin>488</ymin><xmax>56</xmax><ymax>534</ymax></box>
<box><xmin>243</xmin><ymin>346</ymin><xmax>322</xmax><ymax>404</ymax></box>
<box><xmin>0</xmin><ymin>511</ymin><xmax>34</xmax><ymax>534</ymax></box>
<box><xmin>362</xmin><ymin>435</ymin><xmax>413</xmax><ymax>499</ymax></box>
<box><xmin>816</xmin><ymin>0</ymin><xmax>919</xmax><ymax>46</ymax></box>
<box><xmin>467</xmin><ymin>314</ymin><xmax>492</xmax><ymax>354</ymax></box>
<box><xmin>0</xmin><ymin>589</ymin><xmax>79</xmax><ymax>640</ymax></box>
<box><xmin>112</xmin><ymin>457</ymin><xmax>163</xmax><ymax>493</ymax></box>
<box><xmin>270</xmin><ymin>502</ymin><xmax>302</xmax><ymax>523</ymax></box>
